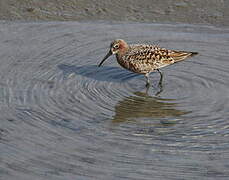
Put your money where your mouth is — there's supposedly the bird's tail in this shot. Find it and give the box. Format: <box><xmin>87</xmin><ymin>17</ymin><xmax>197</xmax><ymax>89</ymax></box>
<box><xmin>189</xmin><ymin>52</ymin><xmax>198</xmax><ymax>57</ymax></box>
<box><xmin>170</xmin><ymin>51</ymin><xmax>198</xmax><ymax>62</ymax></box>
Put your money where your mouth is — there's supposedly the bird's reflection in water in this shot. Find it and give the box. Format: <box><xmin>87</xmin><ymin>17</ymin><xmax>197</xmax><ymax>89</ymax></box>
<box><xmin>112</xmin><ymin>92</ymin><xmax>189</xmax><ymax>127</ymax></box>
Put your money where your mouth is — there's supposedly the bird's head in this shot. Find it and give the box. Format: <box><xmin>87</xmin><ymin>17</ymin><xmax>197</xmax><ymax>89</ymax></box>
<box><xmin>98</xmin><ymin>39</ymin><xmax>128</xmax><ymax>67</ymax></box>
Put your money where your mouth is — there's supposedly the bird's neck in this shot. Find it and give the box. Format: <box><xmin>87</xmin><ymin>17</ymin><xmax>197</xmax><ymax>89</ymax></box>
<box><xmin>118</xmin><ymin>44</ymin><xmax>129</xmax><ymax>57</ymax></box>
<box><xmin>116</xmin><ymin>46</ymin><xmax>130</xmax><ymax>69</ymax></box>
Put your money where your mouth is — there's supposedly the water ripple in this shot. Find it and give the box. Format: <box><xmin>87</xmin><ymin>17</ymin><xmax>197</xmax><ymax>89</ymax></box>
<box><xmin>1</xmin><ymin>22</ymin><xmax>229</xmax><ymax>179</ymax></box>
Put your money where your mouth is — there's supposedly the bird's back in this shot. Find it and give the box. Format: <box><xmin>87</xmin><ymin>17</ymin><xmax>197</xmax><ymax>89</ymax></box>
<box><xmin>116</xmin><ymin>44</ymin><xmax>197</xmax><ymax>74</ymax></box>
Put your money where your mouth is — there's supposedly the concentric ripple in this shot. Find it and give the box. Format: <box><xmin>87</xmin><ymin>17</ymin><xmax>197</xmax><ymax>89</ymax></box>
<box><xmin>1</xmin><ymin>21</ymin><xmax>229</xmax><ymax>180</ymax></box>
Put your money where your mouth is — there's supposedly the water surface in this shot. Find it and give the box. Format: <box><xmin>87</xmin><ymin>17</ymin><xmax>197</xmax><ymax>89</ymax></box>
<box><xmin>0</xmin><ymin>21</ymin><xmax>229</xmax><ymax>180</ymax></box>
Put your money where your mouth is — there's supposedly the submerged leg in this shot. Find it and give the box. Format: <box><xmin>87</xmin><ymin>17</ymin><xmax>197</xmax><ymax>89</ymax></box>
<box><xmin>157</xmin><ymin>69</ymin><xmax>163</xmax><ymax>87</ymax></box>
<box><xmin>155</xmin><ymin>69</ymin><xmax>164</xmax><ymax>96</ymax></box>
<box><xmin>144</xmin><ymin>73</ymin><xmax>150</xmax><ymax>87</ymax></box>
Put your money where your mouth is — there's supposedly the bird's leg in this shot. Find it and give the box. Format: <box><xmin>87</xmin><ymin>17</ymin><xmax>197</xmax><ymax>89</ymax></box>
<box><xmin>144</xmin><ymin>73</ymin><xmax>150</xmax><ymax>87</ymax></box>
<box><xmin>155</xmin><ymin>84</ymin><xmax>163</xmax><ymax>96</ymax></box>
<box><xmin>145</xmin><ymin>84</ymin><xmax>150</xmax><ymax>94</ymax></box>
<box><xmin>155</xmin><ymin>69</ymin><xmax>163</xmax><ymax>96</ymax></box>
<box><xmin>157</xmin><ymin>69</ymin><xmax>163</xmax><ymax>87</ymax></box>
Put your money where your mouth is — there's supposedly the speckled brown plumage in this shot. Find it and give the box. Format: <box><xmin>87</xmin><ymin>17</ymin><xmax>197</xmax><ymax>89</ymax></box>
<box><xmin>99</xmin><ymin>39</ymin><xmax>198</xmax><ymax>86</ymax></box>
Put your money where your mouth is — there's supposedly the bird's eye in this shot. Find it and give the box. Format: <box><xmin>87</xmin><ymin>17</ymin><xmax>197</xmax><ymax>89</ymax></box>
<box><xmin>114</xmin><ymin>44</ymin><xmax>119</xmax><ymax>49</ymax></box>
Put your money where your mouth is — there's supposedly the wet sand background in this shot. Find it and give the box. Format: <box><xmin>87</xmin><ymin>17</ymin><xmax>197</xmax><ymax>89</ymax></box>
<box><xmin>0</xmin><ymin>0</ymin><xmax>229</xmax><ymax>26</ymax></box>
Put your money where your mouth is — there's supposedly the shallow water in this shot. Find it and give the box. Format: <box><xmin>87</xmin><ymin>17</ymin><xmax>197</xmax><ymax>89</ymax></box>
<box><xmin>0</xmin><ymin>21</ymin><xmax>229</xmax><ymax>180</ymax></box>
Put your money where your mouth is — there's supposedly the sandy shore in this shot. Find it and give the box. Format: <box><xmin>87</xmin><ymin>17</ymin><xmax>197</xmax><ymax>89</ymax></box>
<box><xmin>0</xmin><ymin>0</ymin><xmax>228</xmax><ymax>26</ymax></box>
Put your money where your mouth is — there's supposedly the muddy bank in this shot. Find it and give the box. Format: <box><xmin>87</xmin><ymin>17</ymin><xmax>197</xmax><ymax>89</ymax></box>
<box><xmin>0</xmin><ymin>0</ymin><xmax>228</xmax><ymax>26</ymax></box>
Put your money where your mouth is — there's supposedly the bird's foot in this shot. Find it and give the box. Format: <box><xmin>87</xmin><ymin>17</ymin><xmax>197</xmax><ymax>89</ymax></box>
<box><xmin>145</xmin><ymin>82</ymin><xmax>150</xmax><ymax>88</ymax></box>
<box><xmin>158</xmin><ymin>80</ymin><xmax>163</xmax><ymax>88</ymax></box>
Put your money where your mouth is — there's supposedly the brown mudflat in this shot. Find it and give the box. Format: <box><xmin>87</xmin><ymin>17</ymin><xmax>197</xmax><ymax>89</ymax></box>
<box><xmin>0</xmin><ymin>0</ymin><xmax>228</xmax><ymax>26</ymax></box>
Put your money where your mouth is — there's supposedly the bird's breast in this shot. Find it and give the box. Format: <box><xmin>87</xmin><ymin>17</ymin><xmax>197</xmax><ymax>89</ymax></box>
<box><xmin>116</xmin><ymin>55</ymin><xmax>131</xmax><ymax>70</ymax></box>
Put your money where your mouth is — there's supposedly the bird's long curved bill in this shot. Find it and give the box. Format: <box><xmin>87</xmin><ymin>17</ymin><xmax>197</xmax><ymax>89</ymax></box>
<box><xmin>98</xmin><ymin>50</ymin><xmax>112</xmax><ymax>67</ymax></box>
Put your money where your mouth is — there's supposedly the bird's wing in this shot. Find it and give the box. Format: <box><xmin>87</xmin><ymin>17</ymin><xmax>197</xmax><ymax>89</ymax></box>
<box><xmin>168</xmin><ymin>50</ymin><xmax>198</xmax><ymax>62</ymax></box>
<box><xmin>125</xmin><ymin>45</ymin><xmax>174</xmax><ymax>69</ymax></box>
